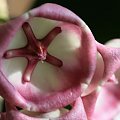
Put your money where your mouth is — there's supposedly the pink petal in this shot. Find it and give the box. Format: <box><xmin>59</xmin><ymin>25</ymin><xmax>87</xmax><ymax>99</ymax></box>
<box><xmin>5</xmin><ymin>97</ymin><xmax>87</xmax><ymax>120</ymax></box>
<box><xmin>96</xmin><ymin>39</ymin><xmax>120</xmax><ymax>83</ymax></box>
<box><xmin>94</xmin><ymin>83</ymin><xmax>120</xmax><ymax>120</ymax></box>
<box><xmin>0</xmin><ymin>71</ymin><xmax>27</xmax><ymax>108</ymax></box>
<box><xmin>0</xmin><ymin>15</ymin><xmax>29</xmax><ymax>108</ymax></box>
<box><xmin>58</xmin><ymin>97</ymin><xmax>87</xmax><ymax>120</ymax></box>
<box><xmin>0</xmin><ymin>16</ymin><xmax>27</xmax><ymax>56</ymax></box>
<box><xmin>82</xmin><ymin>52</ymin><xmax>104</xmax><ymax>96</ymax></box>
<box><xmin>83</xmin><ymin>39</ymin><xmax>120</xmax><ymax>95</ymax></box>
<box><xmin>82</xmin><ymin>91</ymin><xmax>98</xmax><ymax>119</ymax></box>
<box><xmin>105</xmin><ymin>39</ymin><xmax>120</xmax><ymax>82</ymax></box>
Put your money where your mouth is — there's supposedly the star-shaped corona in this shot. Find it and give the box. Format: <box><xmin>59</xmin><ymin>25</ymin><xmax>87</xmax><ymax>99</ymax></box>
<box><xmin>3</xmin><ymin>22</ymin><xmax>63</xmax><ymax>83</ymax></box>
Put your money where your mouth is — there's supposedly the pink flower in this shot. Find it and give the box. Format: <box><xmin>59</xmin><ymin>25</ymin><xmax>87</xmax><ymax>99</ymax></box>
<box><xmin>0</xmin><ymin>3</ymin><xmax>120</xmax><ymax>120</ymax></box>
<box><xmin>84</xmin><ymin>39</ymin><xmax>120</xmax><ymax>119</ymax></box>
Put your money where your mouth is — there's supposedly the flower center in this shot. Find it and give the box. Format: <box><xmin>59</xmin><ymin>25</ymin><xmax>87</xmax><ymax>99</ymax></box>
<box><xmin>3</xmin><ymin>22</ymin><xmax>63</xmax><ymax>83</ymax></box>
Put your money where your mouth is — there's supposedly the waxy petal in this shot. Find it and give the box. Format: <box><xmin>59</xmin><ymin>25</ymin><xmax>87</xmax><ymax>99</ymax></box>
<box><xmin>58</xmin><ymin>97</ymin><xmax>87</xmax><ymax>120</ymax></box>
<box><xmin>105</xmin><ymin>39</ymin><xmax>120</xmax><ymax>82</ymax></box>
<box><xmin>82</xmin><ymin>52</ymin><xmax>104</xmax><ymax>96</ymax></box>
<box><xmin>0</xmin><ymin>15</ymin><xmax>28</xmax><ymax>57</ymax></box>
<box><xmin>0</xmin><ymin>71</ymin><xmax>27</xmax><ymax>109</ymax></box>
<box><xmin>96</xmin><ymin>40</ymin><xmax>120</xmax><ymax>82</ymax></box>
<box><xmin>83</xmin><ymin>39</ymin><xmax>120</xmax><ymax>96</ymax></box>
<box><xmin>94</xmin><ymin>83</ymin><xmax>120</xmax><ymax>120</ymax></box>
<box><xmin>4</xmin><ymin>97</ymin><xmax>87</xmax><ymax>120</ymax></box>
<box><xmin>0</xmin><ymin>15</ymin><xmax>29</xmax><ymax>108</ymax></box>
<box><xmin>82</xmin><ymin>91</ymin><xmax>98</xmax><ymax>119</ymax></box>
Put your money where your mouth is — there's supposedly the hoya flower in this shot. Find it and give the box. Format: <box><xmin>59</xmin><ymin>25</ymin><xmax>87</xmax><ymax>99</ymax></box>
<box><xmin>93</xmin><ymin>39</ymin><xmax>120</xmax><ymax>120</ymax></box>
<box><xmin>0</xmin><ymin>3</ymin><xmax>96</xmax><ymax>119</ymax></box>
<box><xmin>1</xmin><ymin>3</ymin><xmax>120</xmax><ymax>120</ymax></box>
<box><xmin>83</xmin><ymin>38</ymin><xmax>120</xmax><ymax>96</ymax></box>
<box><xmin>84</xmin><ymin>39</ymin><xmax>120</xmax><ymax>120</ymax></box>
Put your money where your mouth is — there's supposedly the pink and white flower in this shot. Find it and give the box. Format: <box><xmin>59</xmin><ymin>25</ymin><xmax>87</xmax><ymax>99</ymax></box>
<box><xmin>0</xmin><ymin>3</ymin><xmax>120</xmax><ymax>120</ymax></box>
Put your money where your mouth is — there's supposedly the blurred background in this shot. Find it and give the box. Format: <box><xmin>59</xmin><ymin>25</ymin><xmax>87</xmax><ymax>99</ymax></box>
<box><xmin>0</xmin><ymin>0</ymin><xmax>120</xmax><ymax>43</ymax></box>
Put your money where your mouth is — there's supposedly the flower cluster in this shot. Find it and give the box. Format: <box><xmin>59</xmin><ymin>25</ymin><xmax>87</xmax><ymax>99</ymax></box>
<box><xmin>0</xmin><ymin>3</ymin><xmax>120</xmax><ymax>120</ymax></box>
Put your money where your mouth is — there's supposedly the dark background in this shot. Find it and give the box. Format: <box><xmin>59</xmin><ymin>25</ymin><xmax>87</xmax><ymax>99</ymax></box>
<box><xmin>32</xmin><ymin>0</ymin><xmax>120</xmax><ymax>43</ymax></box>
